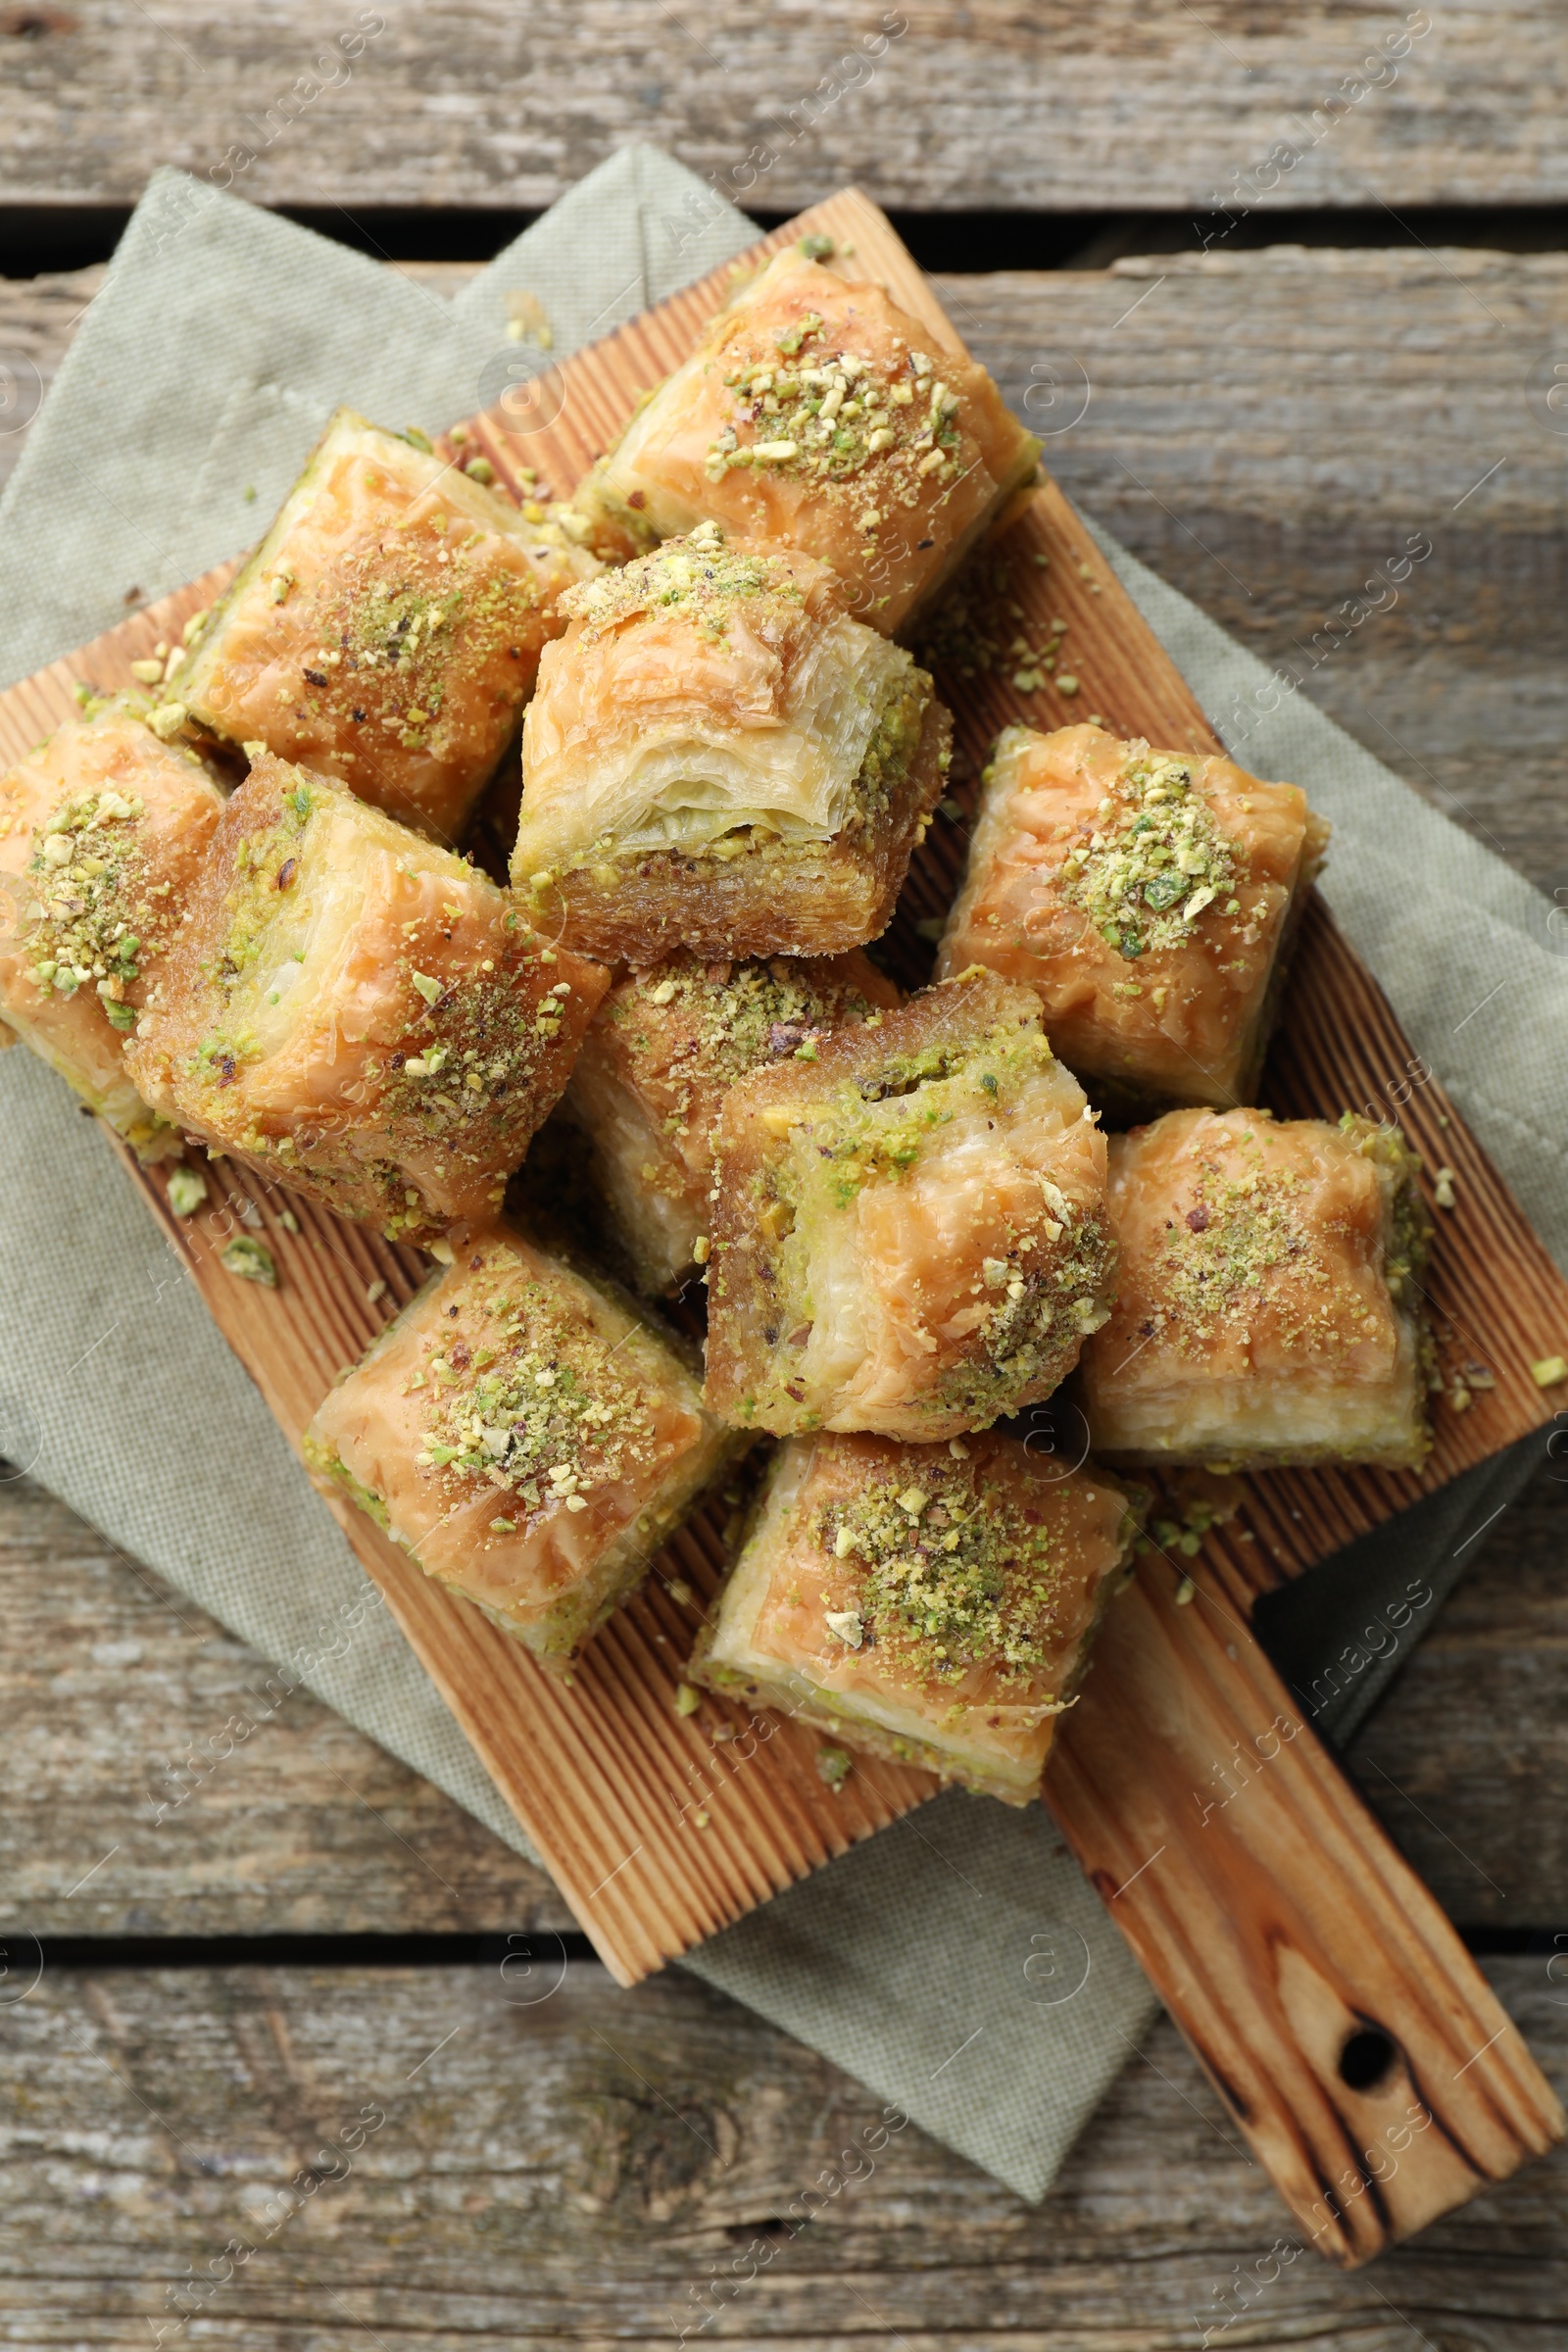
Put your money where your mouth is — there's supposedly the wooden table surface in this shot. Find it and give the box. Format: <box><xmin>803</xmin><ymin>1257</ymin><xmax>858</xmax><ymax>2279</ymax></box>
<box><xmin>3</xmin><ymin>10</ymin><xmax>1568</xmax><ymax>2340</ymax></box>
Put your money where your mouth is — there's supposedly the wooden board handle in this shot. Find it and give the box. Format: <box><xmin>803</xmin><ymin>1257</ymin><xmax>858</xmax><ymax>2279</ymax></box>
<box><xmin>1046</xmin><ymin>1554</ymin><xmax>1565</xmax><ymax>2265</ymax></box>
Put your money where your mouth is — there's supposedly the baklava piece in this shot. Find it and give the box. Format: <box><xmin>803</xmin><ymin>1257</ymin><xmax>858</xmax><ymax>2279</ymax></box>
<box><xmin>565</xmin><ymin>949</ymin><xmax>901</xmax><ymax>1295</ymax></box>
<box><xmin>937</xmin><ymin>725</ymin><xmax>1330</xmax><ymax>1113</ymax></box>
<box><xmin>306</xmin><ymin>1222</ymin><xmax>732</xmax><ymax>1668</ymax></box>
<box><xmin>0</xmin><ymin>695</ymin><xmax>225</xmax><ymax>1158</ymax></box>
<box><xmin>690</xmin><ymin>1431</ymin><xmax>1140</xmax><ymax>1804</ymax></box>
<box><xmin>569</xmin><ymin>245</ymin><xmax>1039</xmax><ymax>635</ymax></box>
<box><xmin>178</xmin><ymin>409</ymin><xmax>599</xmax><ymax>845</ymax></box>
<box><xmin>125</xmin><ymin>752</ymin><xmax>607</xmax><ymax>1243</ymax></box>
<box><xmin>704</xmin><ymin>968</ymin><xmax>1115</xmax><ymax>1439</ymax></box>
<box><xmin>1081</xmin><ymin>1106</ymin><xmax>1433</xmax><ymax>1470</ymax></box>
<box><xmin>512</xmin><ymin>529</ymin><xmax>949</xmax><ymax>959</ymax></box>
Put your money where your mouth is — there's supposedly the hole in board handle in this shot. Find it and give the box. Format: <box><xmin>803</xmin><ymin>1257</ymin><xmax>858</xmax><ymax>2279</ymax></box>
<box><xmin>1339</xmin><ymin>2025</ymin><xmax>1398</xmax><ymax>2093</ymax></box>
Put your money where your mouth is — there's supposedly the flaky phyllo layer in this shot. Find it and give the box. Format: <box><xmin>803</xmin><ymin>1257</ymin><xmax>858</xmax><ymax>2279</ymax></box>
<box><xmin>514</xmin><ymin>533</ymin><xmax>925</xmax><ymax>872</ymax></box>
<box><xmin>306</xmin><ymin>1223</ymin><xmax>733</xmax><ymax>1666</ymax></box>
<box><xmin>1082</xmin><ymin>1106</ymin><xmax>1434</xmax><ymax>1470</ymax></box>
<box><xmin>938</xmin><ymin>723</ymin><xmax>1329</xmax><ymax>1112</ymax></box>
<box><xmin>565</xmin><ymin>948</ymin><xmax>901</xmax><ymax>1295</ymax></box>
<box><xmin>705</xmin><ymin>969</ymin><xmax>1116</xmax><ymax>1440</ymax></box>
<box><xmin>0</xmin><ymin>694</ymin><xmax>225</xmax><ymax>1158</ymax></box>
<box><xmin>690</xmin><ymin>1432</ymin><xmax>1141</xmax><ymax>1803</ymax></box>
<box><xmin>566</xmin><ymin>244</ymin><xmax>1040</xmax><ymax>634</ymax></box>
<box><xmin>125</xmin><ymin>752</ymin><xmax>606</xmax><ymax>1241</ymax></box>
<box><xmin>178</xmin><ymin>408</ymin><xmax>599</xmax><ymax>844</ymax></box>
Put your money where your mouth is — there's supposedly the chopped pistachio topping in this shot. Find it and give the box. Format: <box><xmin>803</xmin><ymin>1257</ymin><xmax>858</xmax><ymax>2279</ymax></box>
<box><xmin>166</xmin><ymin>1164</ymin><xmax>208</xmax><ymax>1218</ymax></box>
<box><xmin>814</xmin><ymin>1458</ymin><xmax>1067</xmax><ymax>1687</ymax></box>
<box><xmin>703</xmin><ymin>304</ymin><xmax>968</xmax><ymax>514</ymax></box>
<box><xmin>414</xmin><ymin>1258</ymin><xmax>676</xmax><ymax>1520</ymax></box>
<box><xmin>559</xmin><ymin>534</ymin><xmax>802</xmax><ymax>643</ymax></box>
<box><xmin>220</xmin><ymin>1235</ymin><xmax>277</xmax><ymax>1287</ymax></box>
<box><xmin>610</xmin><ymin>953</ymin><xmax>885</xmax><ymax>1142</ymax></box>
<box><xmin>1057</xmin><ymin>744</ymin><xmax>1241</xmax><ymax>962</ymax></box>
<box><xmin>814</xmin><ymin>1743</ymin><xmax>853</xmax><ymax>1790</ymax></box>
<box><xmin>1140</xmin><ymin>1115</ymin><xmax>1428</xmax><ymax>1361</ymax></box>
<box><xmin>22</xmin><ymin>786</ymin><xmax>162</xmax><ymax>1009</ymax></box>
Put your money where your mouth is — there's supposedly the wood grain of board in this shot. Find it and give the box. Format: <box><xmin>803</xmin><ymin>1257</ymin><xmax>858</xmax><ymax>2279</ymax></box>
<box><xmin>3</xmin><ymin>189</ymin><xmax>1565</xmax><ymax>2256</ymax></box>
<box><xmin>2</xmin><ymin>3</ymin><xmax>1566</xmax><ymax>214</ymax></box>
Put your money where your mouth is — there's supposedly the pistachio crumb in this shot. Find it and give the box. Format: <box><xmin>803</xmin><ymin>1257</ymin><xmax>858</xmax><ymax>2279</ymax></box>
<box><xmin>166</xmin><ymin>1165</ymin><xmax>207</xmax><ymax>1218</ymax></box>
<box><xmin>220</xmin><ymin>1236</ymin><xmax>277</xmax><ymax>1289</ymax></box>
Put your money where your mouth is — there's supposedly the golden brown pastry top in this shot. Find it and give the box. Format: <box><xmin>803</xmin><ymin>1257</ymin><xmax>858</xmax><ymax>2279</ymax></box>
<box><xmin>179</xmin><ymin>410</ymin><xmax>598</xmax><ymax>845</ymax></box>
<box><xmin>740</xmin><ymin>1430</ymin><xmax>1133</xmax><ymax>1729</ymax></box>
<box><xmin>581</xmin><ymin>247</ymin><xmax>1038</xmax><ymax>633</ymax></box>
<box><xmin>1085</xmin><ymin>1107</ymin><xmax>1429</xmax><ymax>1398</ymax></box>
<box><xmin>938</xmin><ymin>723</ymin><xmax>1327</xmax><ymax>1104</ymax></box>
<box><xmin>0</xmin><ymin>696</ymin><xmax>225</xmax><ymax>1152</ymax></box>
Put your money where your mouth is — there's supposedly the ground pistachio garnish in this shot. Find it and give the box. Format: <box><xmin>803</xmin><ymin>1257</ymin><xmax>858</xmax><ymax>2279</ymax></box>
<box><xmin>704</xmin><ymin>313</ymin><xmax>966</xmax><ymax>500</ymax></box>
<box><xmin>412</xmin><ymin>1265</ymin><xmax>665</xmax><ymax>1519</ymax></box>
<box><xmin>236</xmin><ymin>477</ymin><xmax>568</xmax><ymax>760</ymax></box>
<box><xmin>808</xmin><ymin>1020</ymin><xmax>1057</xmax><ymax>1208</ymax></box>
<box><xmin>185</xmin><ymin>780</ymin><xmax>564</xmax><ymax>1212</ymax></box>
<box><xmin>612</xmin><ymin>953</ymin><xmax>882</xmax><ymax>1134</ymax></box>
<box><xmin>23</xmin><ymin>787</ymin><xmax>158</xmax><ymax>1025</ymax></box>
<box><xmin>814</xmin><ymin>1743</ymin><xmax>853</xmax><ymax>1791</ymax></box>
<box><xmin>1057</xmin><ymin>744</ymin><xmax>1242</xmax><ymax>961</ymax></box>
<box><xmin>558</xmin><ymin>531</ymin><xmax>802</xmax><ymax>644</ymax></box>
<box><xmin>1139</xmin><ymin>1115</ymin><xmax>1420</xmax><ymax>1360</ymax></box>
<box><xmin>814</xmin><ymin>1460</ymin><xmax>1066</xmax><ymax>1687</ymax></box>
<box><xmin>914</xmin><ymin>546</ymin><xmax>1070</xmax><ymax>695</ymax></box>
<box><xmin>220</xmin><ymin>1235</ymin><xmax>277</xmax><ymax>1287</ymax></box>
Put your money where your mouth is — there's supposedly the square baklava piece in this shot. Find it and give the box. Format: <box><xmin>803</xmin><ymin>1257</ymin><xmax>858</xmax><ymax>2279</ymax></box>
<box><xmin>564</xmin><ymin>948</ymin><xmax>900</xmax><ymax>1295</ymax></box>
<box><xmin>690</xmin><ymin>1431</ymin><xmax>1140</xmax><ymax>1803</ymax></box>
<box><xmin>704</xmin><ymin>968</ymin><xmax>1116</xmax><ymax>1440</ymax></box>
<box><xmin>1080</xmin><ymin>1106</ymin><xmax>1433</xmax><ymax>1469</ymax></box>
<box><xmin>177</xmin><ymin>409</ymin><xmax>599</xmax><ymax>845</ymax></box>
<box><xmin>0</xmin><ymin>695</ymin><xmax>225</xmax><ymax>1158</ymax></box>
<box><xmin>568</xmin><ymin>244</ymin><xmax>1039</xmax><ymax>635</ymax></box>
<box><xmin>937</xmin><ymin>724</ymin><xmax>1330</xmax><ymax>1112</ymax></box>
<box><xmin>306</xmin><ymin>1222</ymin><xmax>733</xmax><ymax>1667</ymax></box>
<box><xmin>125</xmin><ymin>751</ymin><xmax>607</xmax><ymax>1242</ymax></box>
<box><xmin>511</xmin><ymin>528</ymin><xmax>949</xmax><ymax>960</ymax></box>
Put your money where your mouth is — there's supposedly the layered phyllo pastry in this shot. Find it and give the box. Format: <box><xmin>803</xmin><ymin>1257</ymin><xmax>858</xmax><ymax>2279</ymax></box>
<box><xmin>937</xmin><ymin>725</ymin><xmax>1330</xmax><ymax>1112</ymax></box>
<box><xmin>1081</xmin><ymin>1107</ymin><xmax>1434</xmax><ymax>1470</ymax></box>
<box><xmin>0</xmin><ymin>695</ymin><xmax>225</xmax><ymax>1158</ymax></box>
<box><xmin>125</xmin><ymin>752</ymin><xmax>607</xmax><ymax>1243</ymax></box>
<box><xmin>689</xmin><ymin>1431</ymin><xmax>1140</xmax><ymax>1803</ymax></box>
<box><xmin>306</xmin><ymin>1221</ymin><xmax>732</xmax><ymax>1667</ymax></box>
<box><xmin>178</xmin><ymin>409</ymin><xmax>600</xmax><ymax>845</ymax></box>
<box><xmin>704</xmin><ymin>968</ymin><xmax>1115</xmax><ymax>1439</ymax></box>
<box><xmin>565</xmin><ymin>948</ymin><xmax>901</xmax><ymax>1296</ymax></box>
<box><xmin>511</xmin><ymin>528</ymin><xmax>949</xmax><ymax>959</ymax></box>
<box><xmin>568</xmin><ymin>245</ymin><xmax>1039</xmax><ymax>635</ymax></box>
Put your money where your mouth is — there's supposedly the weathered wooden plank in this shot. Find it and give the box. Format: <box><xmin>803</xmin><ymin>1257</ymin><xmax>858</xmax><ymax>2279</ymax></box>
<box><xmin>0</xmin><ymin>1955</ymin><xmax>1560</xmax><ymax>2345</ymax></box>
<box><xmin>0</xmin><ymin>1474</ymin><xmax>573</xmax><ymax>1935</ymax></box>
<box><xmin>941</xmin><ymin>248</ymin><xmax>1568</xmax><ymax>884</ymax></box>
<box><xmin>0</xmin><ymin>4</ymin><xmax>1563</xmax><ymax>216</ymax></box>
<box><xmin>6</xmin><ymin>248</ymin><xmax>1566</xmax><ymax>882</ymax></box>
<box><xmin>3</xmin><ymin>1461</ymin><xmax>1564</xmax><ymax>1936</ymax></box>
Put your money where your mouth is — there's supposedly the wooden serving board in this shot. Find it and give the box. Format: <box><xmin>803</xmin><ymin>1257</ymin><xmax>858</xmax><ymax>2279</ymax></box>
<box><xmin>3</xmin><ymin>190</ymin><xmax>1564</xmax><ymax>2261</ymax></box>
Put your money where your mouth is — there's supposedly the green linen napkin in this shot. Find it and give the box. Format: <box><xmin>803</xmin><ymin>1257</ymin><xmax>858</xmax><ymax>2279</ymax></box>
<box><xmin>0</xmin><ymin>151</ymin><xmax>1557</xmax><ymax>2205</ymax></box>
